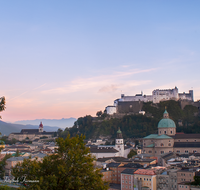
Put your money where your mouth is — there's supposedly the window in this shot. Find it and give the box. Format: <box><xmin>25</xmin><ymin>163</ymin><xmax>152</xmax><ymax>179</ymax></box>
<box><xmin>171</xmin><ymin>131</ymin><xmax>172</xmax><ymax>134</ymax></box>
<box><xmin>144</xmin><ymin>178</ymin><xmax>146</xmax><ymax>181</ymax></box>
<box><xmin>168</xmin><ymin>143</ymin><xmax>171</xmax><ymax>146</ymax></box>
<box><xmin>161</xmin><ymin>143</ymin><xmax>164</xmax><ymax>146</ymax></box>
<box><xmin>155</xmin><ymin>151</ymin><xmax>157</xmax><ymax>153</ymax></box>
<box><xmin>149</xmin><ymin>151</ymin><xmax>152</xmax><ymax>153</ymax></box>
<box><xmin>129</xmin><ymin>181</ymin><xmax>131</xmax><ymax>184</ymax></box>
<box><xmin>185</xmin><ymin>150</ymin><xmax>188</xmax><ymax>153</ymax></box>
<box><xmin>122</xmin><ymin>180</ymin><xmax>124</xmax><ymax>183</ymax></box>
<box><xmin>165</xmin><ymin>131</ymin><xmax>166</xmax><ymax>134</ymax></box>
<box><xmin>161</xmin><ymin>151</ymin><xmax>164</xmax><ymax>154</ymax></box>
<box><xmin>149</xmin><ymin>179</ymin><xmax>151</xmax><ymax>181</ymax></box>
<box><xmin>160</xmin><ymin>131</ymin><xmax>161</xmax><ymax>134</ymax></box>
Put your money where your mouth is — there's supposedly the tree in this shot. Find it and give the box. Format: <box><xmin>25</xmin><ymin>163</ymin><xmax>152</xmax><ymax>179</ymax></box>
<box><xmin>127</xmin><ymin>149</ymin><xmax>137</xmax><ymax>158</ymax></box>
<box><xmin>57</xmin><ymin>128</ymin><xmax>63</xmax><ymax>137</ymax></box>
<box><xmin>96</xmin><ymin>111</ymin><xmax>103</xmax><ymax>117</ymax></box>
<box><xmin>0</xmin><ymin>154</ymin><xmax>12</xmax><ymax>178</ymax></box>
<box><xmin>15</xmin><ymin>149</ymin><xmax>20</xmax><ymax>157</ymax></box>
<box><xmin>12</xmin><ymin>135</ymin><xmax>109</xmax><ymax>190</ymax></box>
<box><xmin>0</xmin><ymin>96</ymin><xmax>6</xmax><ymax>119</ymax></box>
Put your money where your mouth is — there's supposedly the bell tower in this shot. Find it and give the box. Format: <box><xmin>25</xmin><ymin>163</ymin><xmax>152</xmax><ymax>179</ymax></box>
<box><xmin>39</xmin><ymin>122</ymin><xmax>43</xmax><ymax>133</ymax></box>
<box><xmin>115</xmin><ymin>128</ymin><xmax>124</xmax><ymax>157</ymax></box>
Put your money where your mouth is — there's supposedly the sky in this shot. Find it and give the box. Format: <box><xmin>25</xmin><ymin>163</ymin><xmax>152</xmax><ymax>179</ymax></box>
<box><xmin>0</xmin><ymin>0</ymin><xmax>200</xmax><ymax>123</ymax></box>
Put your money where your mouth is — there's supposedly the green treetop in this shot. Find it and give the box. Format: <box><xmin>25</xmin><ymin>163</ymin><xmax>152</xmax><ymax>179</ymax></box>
<box><xmin>12</xmin><ymin>135</ymin><xmax>109</xmax><ymax>190</ymax></box>
<box><xmin>0</xmin><ymin>96</ymin><xmax>5</xmax><ymax>119</ymax></box>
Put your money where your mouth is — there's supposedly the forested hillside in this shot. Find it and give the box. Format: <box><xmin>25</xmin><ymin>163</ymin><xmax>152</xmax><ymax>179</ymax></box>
<box><xmin>60</xmin><ymin>100</ymin><xmax>200</xmax><ymax>139</ymax></box>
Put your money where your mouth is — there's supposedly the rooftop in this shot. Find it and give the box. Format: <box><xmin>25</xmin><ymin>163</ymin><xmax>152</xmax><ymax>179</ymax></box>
<box><xmin>134</xmin><ymin>169</ymin><xmax>156</xmax><ymax>176</ymax></box>
<box><xmin>89</xmin><ymin>147</ymin><xmax>119</xmax><ymax>153</ymax></box>
<box><xmin>121</xmin><ymin>168</ymin><xmax>137</xmax><ymax>174</ymax></box>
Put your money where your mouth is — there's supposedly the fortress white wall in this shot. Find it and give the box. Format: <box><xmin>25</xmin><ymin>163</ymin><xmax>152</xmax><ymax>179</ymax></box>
<box><xmin>115</xmin><ymin>87</ymin><xmax>193</xmax><ymax>105</ymax></box>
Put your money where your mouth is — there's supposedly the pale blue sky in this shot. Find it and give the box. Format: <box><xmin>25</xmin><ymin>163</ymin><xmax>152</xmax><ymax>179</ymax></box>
<box><xmin>1</xmin><ymin>1</ymin><xmax>200</xmax><ymax>122</ymax></box>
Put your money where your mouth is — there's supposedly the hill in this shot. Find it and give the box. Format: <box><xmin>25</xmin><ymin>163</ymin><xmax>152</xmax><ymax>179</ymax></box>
<box><xmin>62</xmin><ymin>100</ymin><xmax>200</xmax><ymax>140</ymax></box>
<box><xmin>0</xmin><ymin>120</ymin><xmax>60</xmax><ymax>136</ymax></box>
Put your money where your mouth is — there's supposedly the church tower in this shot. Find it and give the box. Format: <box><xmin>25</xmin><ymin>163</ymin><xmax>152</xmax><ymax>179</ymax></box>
<box><xmin>39</xmin><ymin>122</ymin><xmax>43</xmax><ymax>133</ymax></box>
<box><xmin>115</xmin><ymin>128</ymin><xmax>124</xmax><ymax>157</ymax></box>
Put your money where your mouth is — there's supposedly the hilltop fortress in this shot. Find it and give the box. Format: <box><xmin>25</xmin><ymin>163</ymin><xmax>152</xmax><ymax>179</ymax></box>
<box><xmin>106</xmin><ymin>87</ymin><xmax>195</xmax><ymax>115</ymax></box>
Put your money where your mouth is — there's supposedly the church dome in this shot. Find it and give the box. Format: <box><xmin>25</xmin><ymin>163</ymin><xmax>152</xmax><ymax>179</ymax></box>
<box><xmin>158</xmin><ymin>110</ymin><xmax>176</xmax><ymax>128</ymax></box>
<box><xmin>158</xmin><ymin>118</ymin><xmax>176</xmax><ymax>128</ymax></box>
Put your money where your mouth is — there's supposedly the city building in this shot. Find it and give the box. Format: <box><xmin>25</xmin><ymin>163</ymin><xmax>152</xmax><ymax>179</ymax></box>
<box><xmin>90</xmin><ymin>129</ymin><xmax>132</xmax><ymax>159</ymax></box>
<box><xmin>134</xmin><ymin>169</ymin><xmax>157</xmax><ymax>190</ymax></box>
<box><xmin>143</xmin><ymin>110</ymin><xmax>200</xmax><ymax>158</ymax></box>
<box><xmin>8</xmin><ymin>122</ymin><xmax>56</xmax><ymax>141</ymax></box>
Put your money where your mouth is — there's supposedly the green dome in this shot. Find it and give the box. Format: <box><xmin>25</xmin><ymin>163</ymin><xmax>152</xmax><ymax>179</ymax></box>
<box><xmin>158</xmin><ymin>118</ymin><xmax>176</xmax><ymax>128</ymax></box>
<box><xmin>117</xmin><ymin>128</ymin><xmax>122</xmax><ymax>133</ymax></box>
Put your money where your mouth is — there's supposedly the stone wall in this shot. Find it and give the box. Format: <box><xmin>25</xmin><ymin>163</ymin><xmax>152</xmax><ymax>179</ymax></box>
<box><xmin>117</xmin><ymin>101</ymin><xmax>143</xmax><ymax>114</ymax></box>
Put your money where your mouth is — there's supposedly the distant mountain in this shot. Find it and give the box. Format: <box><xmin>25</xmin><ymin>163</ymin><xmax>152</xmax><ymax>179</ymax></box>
<box><xmin>14</xmin><ymin>118</ymin><xmax>77</xmax><ymax>129</ymax></box>
<box><xmin>0</xmin><ymin>120</ymin><xmax>60</xmax><ymax>136</ymax></box>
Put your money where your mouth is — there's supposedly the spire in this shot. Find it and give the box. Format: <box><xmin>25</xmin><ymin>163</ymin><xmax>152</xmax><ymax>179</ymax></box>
<box><xmin>117</xmin><ymin>128</ymin><xmax>122</xmax><ymax>134</ymax></box>
<box><xmin>117</xmin><ymin>128</ymin><xmax>123</xmax><ymax>139</ymax></box>
<box><xmin>39</xmin><ymin>122</ymin><xmax>43</xmax><ymax>128</ymax></box>
<box><xmin>163</xmin><ymin>109</ymin><xmax>169</xmax><ymax>118</ymax></box>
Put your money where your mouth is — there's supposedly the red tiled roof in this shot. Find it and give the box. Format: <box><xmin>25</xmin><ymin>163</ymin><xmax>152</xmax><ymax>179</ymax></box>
<box><xmin>134</xmin><ymin>169</ymin><xmax>156</xmax><ymax>176</ymax></box>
